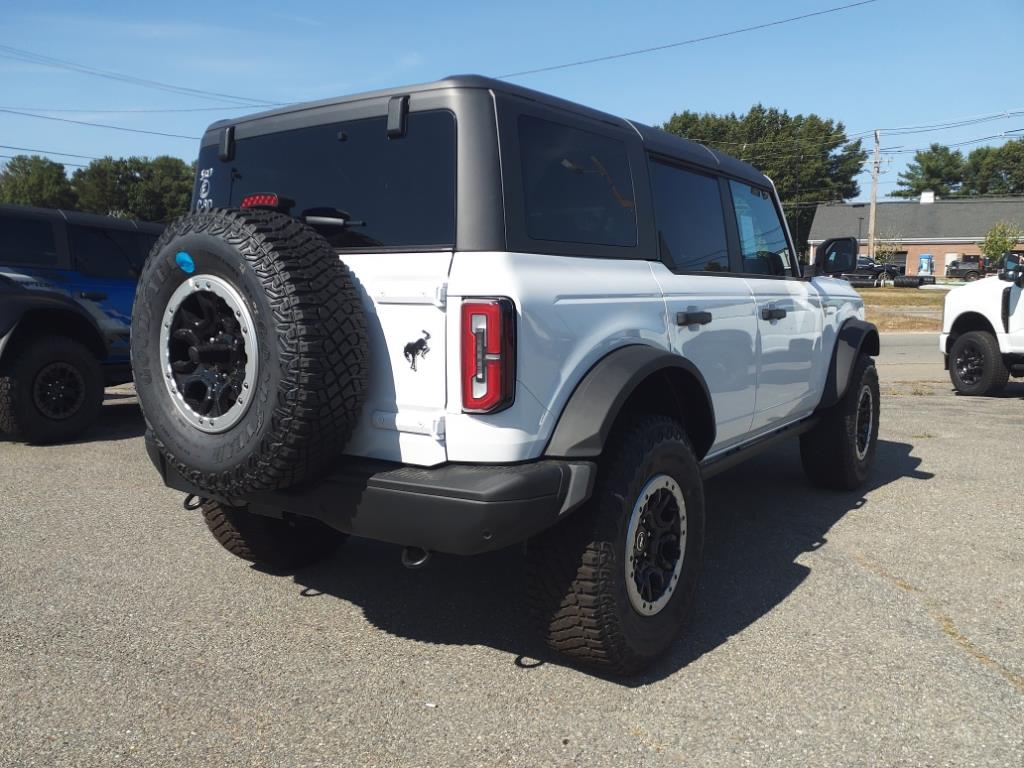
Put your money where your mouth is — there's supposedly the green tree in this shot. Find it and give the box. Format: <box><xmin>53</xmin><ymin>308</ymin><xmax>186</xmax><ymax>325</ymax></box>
<box><xmin>662</xmin><ymin>104</ymin><xmax>866</xmax><ymax>254</ymax></box>
<box><xmin>128</xmin><ymin>156</ymin><xmax>194</xmax><ymax>222</ymax></box>
<box><xmin>71</xmin><ymin>156</ymin><xmax>143</xmax><ymax>217</ymax></box>
<box><xmin>963</xmin><ymin>139</ymin><xmax>1024</xmax><ymax>196</ymax></box>
<box><xmin>0</xmin><ymin>155</ymin><xmax>77</xmax><ymax>209</ymax></box>
<box><xmin>892</xmin><ymin>143</ymin><xmax>964</xmax><ymax>198</ymax></box>
<box><xmin>978</xmin><ymin>220</ymin><xmax>1024</xmax><ymax>266</ymax></box>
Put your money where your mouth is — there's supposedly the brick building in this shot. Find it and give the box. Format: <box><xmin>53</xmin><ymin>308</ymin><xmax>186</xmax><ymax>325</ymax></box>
<box><xmin>807</xmin><ymin>194</ymin><xmax>1024</xmax><ymax>275</ymax></box>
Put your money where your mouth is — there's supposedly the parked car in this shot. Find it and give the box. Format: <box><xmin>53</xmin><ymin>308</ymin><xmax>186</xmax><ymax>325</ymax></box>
<box><xmin>854</xmin><ymin>255</ymin><xmax>905</xmax><ymax>281</ymax></box>
<box><xmin>131</xmin><ymin>75</ymin><xmax>879</xmax><ymax>674</ymax></box>
<box><xmin>945</xmin><ymin>255</ymin><xmax>988</xmax><ymax>282</ymax></box>
<box><xmin>0</xmin><ymin>204</ymin><xmax>162</xmax><ymax>442</ymax></box>
<box><xmin>942</xmin><ymin>252</ymin><xmax>1024</xmax><ymax>394</ymax></box>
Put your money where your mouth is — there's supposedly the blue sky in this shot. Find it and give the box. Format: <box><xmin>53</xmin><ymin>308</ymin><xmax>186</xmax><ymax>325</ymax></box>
<box><xmin>2</xmin><ymin>0</ymin><xmax>1022</xmax><ymax>201</ymax></box>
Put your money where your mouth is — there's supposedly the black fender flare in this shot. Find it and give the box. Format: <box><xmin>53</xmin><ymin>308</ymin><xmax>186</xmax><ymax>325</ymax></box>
<box><xmin>544</xmin><ymin>344</ymin><xmax>716</xmax><ymax>459</ymax></box>
<box><xmin>818</xmin><ymin>318</ymin><xmax>880</xmax><ymax>410</ymax></box>
<box><xmin>0</xmin><ymin>287</ymin><xmax>108</xmax><ymax>361</ymax></box>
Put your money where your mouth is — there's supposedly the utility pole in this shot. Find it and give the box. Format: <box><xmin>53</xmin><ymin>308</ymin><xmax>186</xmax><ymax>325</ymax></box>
<box><xmin>867</xmin><ymin>129</ymin><xmax>880</xmax><ymax>261</ymax></box>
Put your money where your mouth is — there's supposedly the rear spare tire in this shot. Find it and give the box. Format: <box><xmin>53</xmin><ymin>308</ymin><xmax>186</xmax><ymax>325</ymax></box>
<box><xmin>131</xmin><ymin>209</ymin><xmax>368</xmax><ymax>496</ymax></box>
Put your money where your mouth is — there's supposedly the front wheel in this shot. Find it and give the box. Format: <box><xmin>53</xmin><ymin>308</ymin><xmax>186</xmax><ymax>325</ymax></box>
<box><xmin>800</xmin><ymin>354</ymin><xmax>880</xmax><ymax>490</ymax></box>
<box><xmin>963</xmin><ymin>271</ymin><xmax>980</xmax><ymax>282</ymax></box>
<box><xmin>949</xmin><ymin>331</ymin><xmax>1008</xmax><ymax>396</ymax></box>
<box><xmin>0</xmin><ymin>335</ymin><xmax>104</xmax><ymax>444</ymax></box>
<box><xmin>526</xmin><ymin>414</ymin><xmax>705</xmax><ymax>674</ymax></box>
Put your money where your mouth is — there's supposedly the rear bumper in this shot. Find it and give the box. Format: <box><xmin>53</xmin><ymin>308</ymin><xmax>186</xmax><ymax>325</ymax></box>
<box><xmin>146</xmin><ymin>436</ymin><xmax>595</xmax><ymax>555</ymax></box>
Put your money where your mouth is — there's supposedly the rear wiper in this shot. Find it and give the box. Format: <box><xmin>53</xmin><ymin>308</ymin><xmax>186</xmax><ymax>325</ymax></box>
<box><xmin>301</xmin><ymin>207</ymin><xmax>366</xmax><ymax>228</ymax></box>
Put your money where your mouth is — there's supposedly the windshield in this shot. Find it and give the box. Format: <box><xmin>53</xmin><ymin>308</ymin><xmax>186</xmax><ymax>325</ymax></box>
<box><xmin>194</xmin><ymin>110</ymin><xmax>456</xmax><ymax>250</ymax></box>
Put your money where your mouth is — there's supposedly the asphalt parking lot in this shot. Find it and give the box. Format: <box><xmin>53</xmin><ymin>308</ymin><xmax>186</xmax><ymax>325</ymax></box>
<box><xmin>2</xmin><ymin>335</ymin><xmax>1022</xmax><ymax>767</ymax></box>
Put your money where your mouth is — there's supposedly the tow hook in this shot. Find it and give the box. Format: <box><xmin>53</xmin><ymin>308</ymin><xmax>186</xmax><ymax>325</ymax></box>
<box><xmin>401</xmin><ymin>546</ymin><xmax>431</xmax><ymax>569</ymax></box>
<box><xmin>182</xmin><ymin>494</ymin><xmax>205</xmax><ymax>511</ymax></box>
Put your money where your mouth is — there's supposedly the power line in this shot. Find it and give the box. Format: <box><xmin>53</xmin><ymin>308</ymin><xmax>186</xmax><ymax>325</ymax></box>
<box><xmin>0</xmin><ymin>108</ymin><xmax>200</xmax><ymax>140</ymax></box>
<box><xmin>0</xmin><ymin>44</ymin><xmax>277</xmax><ymax>107</ymax></box>
<box><xmin>0</xmin><ymin>144</ymin><xmax>101</xmax><ymax>160</ymax></box>
<box><xmin>0</xmin><ymin>104</ymin><xmax>280</xmax><ymax>114</ymax></box>
<box><xmin>0</xmin><ymin>153</ymin><xmax>87</xmax><ymax>168</ymax></box>
<box><xmin>881</xmin><ymin>129</ymin><xmax>1024</xmax><ymax>155</ymax></box>
<box><xmin>497</xmin><ymin>1</ymin><xmax>880</xmax><ymax>78</ymax></box>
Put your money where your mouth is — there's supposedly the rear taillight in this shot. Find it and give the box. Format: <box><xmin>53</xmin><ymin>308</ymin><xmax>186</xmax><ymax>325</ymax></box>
<box><xmin>239</xmin><ymin>193</ymin><xmax>294</xmax><ymax>212</ymax></box>
<box><xmin>240</xmin><ymin>193</ymin><xmax>280</xmax><ymax>209</ymax></box>
<box><xmin>461</xmin><ymin>298</ymin><xmax>516</xmax><ymax>413</ymax></box>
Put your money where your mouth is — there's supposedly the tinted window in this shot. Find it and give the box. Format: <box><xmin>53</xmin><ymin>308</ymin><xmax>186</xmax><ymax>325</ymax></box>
<box><xmin>196</xmin><ymin>111</ymin><xmax>456</xmax><ymax>250</ymax></box>
<box><xmin>0</xmin><ymin>215</ymin><xmax>58</xmax><ymax>266</ymax></box>
<box><xmin>729</xmin><ymin>181</ymin><xmax>793</xmax><ymax>276</ymax></box>
<box><xmin>518</xmin><ymin>115</ymin><xmax>636</xmax><ymax>247</ymax></box>
<box><xmin>649</xmin><ymin>161</ymin><xmax>729</xmax><ymax>272</ymax></box>
<box><xmin>69</xmin><ymin>225</ymin><xmax>139</xmax><ymax>279</ymax></box>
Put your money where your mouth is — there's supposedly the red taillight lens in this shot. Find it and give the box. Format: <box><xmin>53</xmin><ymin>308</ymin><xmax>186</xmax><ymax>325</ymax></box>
<box><xmin>461</xmin><ymin>298</ymin><xmax>516</xmax><ymax>413</ymax></box>
<box><xmin>240</xmin><ymin>193</ymin><xmax>280</xmax><ymax>209</ymax></box>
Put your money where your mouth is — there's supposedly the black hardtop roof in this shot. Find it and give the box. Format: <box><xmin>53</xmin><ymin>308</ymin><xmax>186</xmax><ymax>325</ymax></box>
<box><xmin>0</xmin><ymin>203</ymin><xmax>164</xmax><ymax>233</ymax></box>
<box><xmin>206</xmin><ymin>75</ymin><xmax>769</xmax><ymax>188</ymax></box>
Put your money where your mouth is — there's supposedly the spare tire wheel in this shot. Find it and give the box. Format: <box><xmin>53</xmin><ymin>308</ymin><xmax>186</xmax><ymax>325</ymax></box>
<box><xmin>131</xmin><ymin>209</ymin><xmax>368</xmax><ymax>496</ymax></box>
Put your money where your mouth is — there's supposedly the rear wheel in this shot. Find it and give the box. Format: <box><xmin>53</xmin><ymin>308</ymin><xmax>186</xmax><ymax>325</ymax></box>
<box><xmin>949</xmin><ymin>331</ymin><xmax>1008</xmax><ymax>396</ymax></box>
<box><xmin>0</xmin><ymin>335</ymin><xmax>103</xmax><ymax>444</ymax></box>
<box><xmin>527</xmin><ymin>414</ymin><xmax>705</xmax><ymax>674</ymax></box>
<box><xmin>201</xmin><ymin>500</ymin><xmax>345</xmax><ymax>570</ymax></box>
<box><xmin>801</xmin><ymin>354</ymin><xmax>879</xmax><ymax>490</ymax></box>
<box><xmin>963</xmin><ymin>271</ymin><xmax>980</xmax><ymax>282</ymax></box>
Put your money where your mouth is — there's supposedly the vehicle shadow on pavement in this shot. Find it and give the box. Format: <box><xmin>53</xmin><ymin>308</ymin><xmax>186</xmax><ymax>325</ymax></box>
<box><xmin>80</xmin><ymin>399</ymin><xmax>146</xmax><ymax>443</ymax></box>
<box><xmin>0</xmin><ymin>398</ymin><xmax>145</xmax><ymax>445</ymax></box>
<box><xmin>289</xmin><ymin>438</ymin><xmax>932</xmax><ymax>685</ymax></box>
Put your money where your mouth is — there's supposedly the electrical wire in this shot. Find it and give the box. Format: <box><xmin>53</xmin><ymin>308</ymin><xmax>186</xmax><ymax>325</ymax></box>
<box><xmin>497</xmin><ymin>1</ymin><xmax>880</xmax><ymax>78</ymax></box>
<box><xmin>0</xmin><ymin>44</ymin><xmax>277</xmax><ymax>107</ymax></box>
<box><xmin>0</xmin><ymin>108</ymin><xmax>200</xmax><ymax>140</ymax></box>
<box><xmin>0</xmin><ymin>144</ymin><xmax>101</xmax><ymax>160</ymax></box>
<box><xmin>0</xmin><ymin>104</ymin><xmax>281</xmax><ymax>114</ymax></box>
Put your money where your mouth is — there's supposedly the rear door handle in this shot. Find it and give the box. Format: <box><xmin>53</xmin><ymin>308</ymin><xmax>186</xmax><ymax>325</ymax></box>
<box><xmin>676</xmin><ymin>311</ymin><xmax>713</xmax><ymax>326</ymax></box>
<box><xmin>761</xmin><ymin>305</ymin><xmax>787</xmax><ymax>321</ymax></box>
<box><xmin>79</xmin><ymin>290</ymin><xmax>107</xmax><ymax>301</ymax></box>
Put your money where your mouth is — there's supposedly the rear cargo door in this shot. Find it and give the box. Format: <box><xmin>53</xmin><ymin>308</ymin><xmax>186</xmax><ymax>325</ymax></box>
<box><xmin>193</xmin><ymin>107</ymin><xmax>459</xmax><ymax>465</ymax></box>
<box><xmin>341</xmin><ymin>251</ymin><xmax>451</xmax><ymax>465</ymax></box>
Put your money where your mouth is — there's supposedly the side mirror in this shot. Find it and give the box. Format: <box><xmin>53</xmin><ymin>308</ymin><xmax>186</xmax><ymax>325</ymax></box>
<box><xmin>1000</xmin><ymin>253</ymin><xmax>1023</xmax><ymax>285</ymax></box>
<box><xmin>813</xmin><ymin>237</ymin><xmax>859</xmax><ymax>277</ymax></box>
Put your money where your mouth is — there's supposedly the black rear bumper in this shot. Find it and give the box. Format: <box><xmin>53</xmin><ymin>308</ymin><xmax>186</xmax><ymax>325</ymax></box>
<box><xmin>146</xmin><ymin>437</ymin><xmax>595</xmax><ymax>555</ymax></box>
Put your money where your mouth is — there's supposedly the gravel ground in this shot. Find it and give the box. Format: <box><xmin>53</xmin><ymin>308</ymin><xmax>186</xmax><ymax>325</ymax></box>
<box><xmin>1</xmin><ymin>365</ymin><xmax>1022</xmax><ymax>767</ymax></box>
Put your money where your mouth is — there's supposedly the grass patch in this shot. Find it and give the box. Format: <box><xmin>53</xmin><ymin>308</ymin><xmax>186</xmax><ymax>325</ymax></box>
<box><xmin>856</xmin><ymin>287</ymin><xmax>944</xmax><ymax>332</ymax></box>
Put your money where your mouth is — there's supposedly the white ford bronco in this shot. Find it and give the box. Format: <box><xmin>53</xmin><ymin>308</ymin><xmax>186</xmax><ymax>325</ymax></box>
<box><xmin>132</xmin><ymin>76</ymin><xmax>879</xmax><ymax>673</ymax></box>
<box><xmin>942</xmin><ymin>252</ymin><xmax>1024</xmax><ymax>395</ymax></box>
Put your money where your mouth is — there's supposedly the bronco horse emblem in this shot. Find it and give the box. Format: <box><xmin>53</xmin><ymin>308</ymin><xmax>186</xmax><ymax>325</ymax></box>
<box><xmin>403</xmin><ymin>331</ymin><xmax>431</xmax><ymax>371</ymax></box>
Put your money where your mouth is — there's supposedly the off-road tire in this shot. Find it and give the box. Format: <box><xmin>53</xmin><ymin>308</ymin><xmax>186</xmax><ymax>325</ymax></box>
<box><xmin>131</xmin><ymin>209</ymin><xmax>368</xmax><ymax>496</ymax></box>
<box><xmin>800</xmin><ymin>354</ymin><xmax>879</xmax><ymax>490</ymax></box>
<box><xmin>526</xmin><ymin>414</ymin><xmax>705</xmax><ymax>675</ymax></box>
<box><xmin>0</xmin><ymin>335</ymin><xmax>103</xmax><ymax>444</ymax></box>
<box><xmin>948</xmin><ymin>330</ymin><xmax>1009</xmax><ymax>396</ymax></box>
<box><xmin>201</xmin><ymin>500</ymin><xmax>345</xmax><ymax>570</ymax></box>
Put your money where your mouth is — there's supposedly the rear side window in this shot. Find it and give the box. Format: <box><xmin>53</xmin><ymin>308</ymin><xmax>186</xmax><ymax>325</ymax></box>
<box><xmin>0</xmin><ymin>215</ymin><xmax>58</xmax><ymax>266</ymax></box>
<box><xmin>728</xmin><ymin>181</ymin><xmax>793</xmax><ymax>276</ymax></box>
<box><xmin>69</xmin><ymin>225</ymin><xmax>139</xmax><ymax>279</ymax></box>
<box><xmin>518</xmin><ymin>115</ymin><xmax>636</xmax><ymax>247</ymax></box>
<box><xmin>649</xmin><ymin>161</ymin><xmax>730</xmax><ymax>273</ymax></box>
<box><xmin>197</xmin><ymin>110</ymin><xmax>456</xmax><ymax>250</ymax></box>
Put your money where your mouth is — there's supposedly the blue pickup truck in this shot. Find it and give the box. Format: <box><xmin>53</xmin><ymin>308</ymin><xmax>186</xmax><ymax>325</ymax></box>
<box><xmin>0</xmin><ymin>204</ymin><xmax>162</xmax><ymax>443</ymax></box>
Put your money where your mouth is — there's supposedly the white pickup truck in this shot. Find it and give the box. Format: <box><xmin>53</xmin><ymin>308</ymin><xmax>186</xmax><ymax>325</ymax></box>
<box><xmin>942</xmin><ymin>253</ymin><xmax>1024</xmax><ymax>395</ymax></box>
